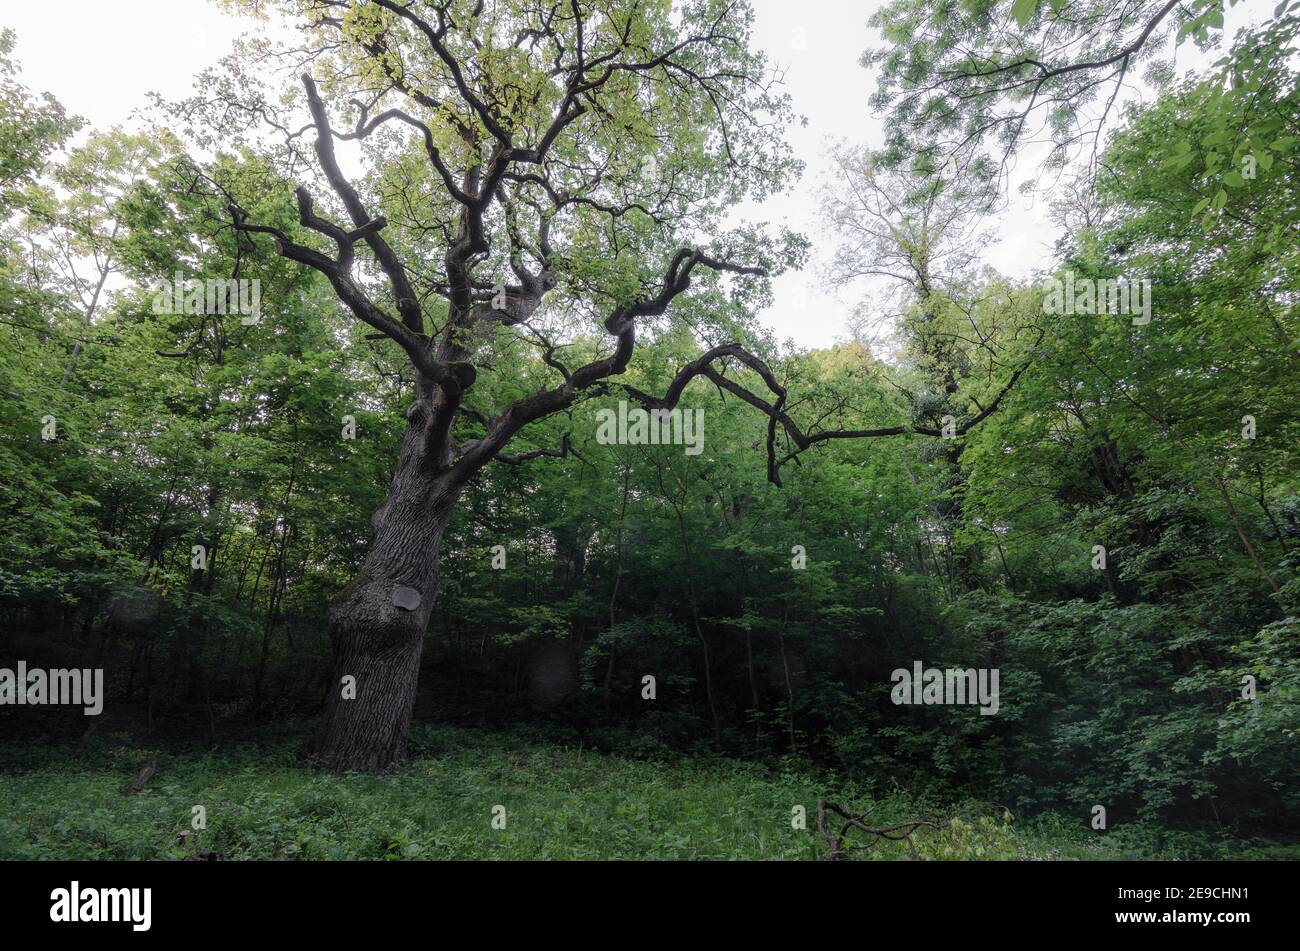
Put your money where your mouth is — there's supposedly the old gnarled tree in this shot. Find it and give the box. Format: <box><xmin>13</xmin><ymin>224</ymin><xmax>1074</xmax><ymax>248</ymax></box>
<box><xmin>213</xmin><ymin>0</ymin><xmax>1027</xmax><ymax>772</ymax></box>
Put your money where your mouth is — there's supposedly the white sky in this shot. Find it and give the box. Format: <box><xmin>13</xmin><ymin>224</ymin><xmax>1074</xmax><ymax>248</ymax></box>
<box><xmin>0</xmin><ymin>0</ymin><xmax>1269</xmax><ymax>350</ymax></box>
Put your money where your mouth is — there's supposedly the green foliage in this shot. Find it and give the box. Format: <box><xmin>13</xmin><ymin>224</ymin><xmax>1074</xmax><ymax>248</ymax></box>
<box><xmin>7</xmin><ymin>727</ymin><xmax>1287</xmax><ymax>861</ymax></box>
<box><xmin>1</xmin><ymin>1</ymin><xmax>1298</xmax><ymax>859</ymax></box>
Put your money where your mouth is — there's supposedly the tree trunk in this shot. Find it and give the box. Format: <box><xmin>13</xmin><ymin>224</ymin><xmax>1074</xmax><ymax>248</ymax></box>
<box><xmin>310</xmin><ymin>411</ymin><xmax>459</xmax><ymax>773</ymax></box>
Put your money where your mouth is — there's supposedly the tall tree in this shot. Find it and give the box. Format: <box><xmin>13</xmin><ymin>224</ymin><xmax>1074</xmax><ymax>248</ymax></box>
<box><xmin>184</xmin><ymin>0</ymin><xmax>1033</xmax><ymax>771</ymax></box>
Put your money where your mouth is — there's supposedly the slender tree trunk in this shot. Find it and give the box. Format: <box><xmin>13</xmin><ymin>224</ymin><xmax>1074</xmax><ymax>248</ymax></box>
<box><xmin>309</xmin><ymin>416</ymin><xmax>459</xmax><ymax>773</ymax></box>
<box><xmin>777</xmin><ymin>606</ymin><xmax>797</xmax><ymax>754</ymax></box>
<box><xmin>255</xmin><ymin>460</ymin><xmax>297</xmax><ymax>704</ymax></box>
<box><xmin>676</xmin><ymin>527</ymin><xmax>720</xmax><ymax>748</ymax></box>
<box><xmin>604</xmin><ymin>469</ymin><xmax>629</xmax><ymax>704</ymax></box>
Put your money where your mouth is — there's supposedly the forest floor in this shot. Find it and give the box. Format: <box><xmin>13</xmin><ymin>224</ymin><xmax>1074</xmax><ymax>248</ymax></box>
<box><xmin>0</xmin><ymin>724</ymin><xmax>1291</xmax><ymax>861</ymax></box>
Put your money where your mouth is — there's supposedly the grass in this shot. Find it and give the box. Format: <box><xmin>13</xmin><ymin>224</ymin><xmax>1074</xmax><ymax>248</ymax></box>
<box><xmin>0</xmin><ymin>724</ymin><xmax>1292</xmax><ymax>860</ymax></box>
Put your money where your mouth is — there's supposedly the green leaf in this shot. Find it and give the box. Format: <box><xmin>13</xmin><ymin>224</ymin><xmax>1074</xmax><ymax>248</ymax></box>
<box><xmin>1223</xmin><ymin>170</ymin><xmax>1245</xmax><ymax>188</ymax></box>
<box><xmin>1011</xmin><ymin>0</ymin><xmax>1039</xmax><ymax>28</ymax></box>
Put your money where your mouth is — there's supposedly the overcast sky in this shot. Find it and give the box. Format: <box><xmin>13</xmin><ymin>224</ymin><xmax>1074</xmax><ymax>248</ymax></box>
<box><xmin>1</xmin><ymin>1</ymin><xmax>1267</xmax><ymax>350</ymax></box>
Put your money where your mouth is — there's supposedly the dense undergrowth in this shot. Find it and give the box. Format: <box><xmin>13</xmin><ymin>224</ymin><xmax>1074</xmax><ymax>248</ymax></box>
<box><xmin>2</xmin><ymin>725</ymin><xmax>1293</xmax><ymax>861</ymax></box>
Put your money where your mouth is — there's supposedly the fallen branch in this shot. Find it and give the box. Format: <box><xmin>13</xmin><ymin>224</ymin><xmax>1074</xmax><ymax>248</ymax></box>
<box><xmin>816</xmin><ymin>798</ymin><xmax>942</xmax><ymax>860</ymax></box>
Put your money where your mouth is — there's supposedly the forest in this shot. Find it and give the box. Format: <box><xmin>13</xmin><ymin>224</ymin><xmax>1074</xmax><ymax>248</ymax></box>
<box><xmin>0</xmin><ymin>0</ymin><xmax>1297</xmax><ymax>862</ymax></box>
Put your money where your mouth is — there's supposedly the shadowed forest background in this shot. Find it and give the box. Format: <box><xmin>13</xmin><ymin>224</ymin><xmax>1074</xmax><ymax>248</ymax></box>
<box><xmin>1</xmin><ymin>0</ymin><xmax>1298</xmax><ymax>859</ymax></box>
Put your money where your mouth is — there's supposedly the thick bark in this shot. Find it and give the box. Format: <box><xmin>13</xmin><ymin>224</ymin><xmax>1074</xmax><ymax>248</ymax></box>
<box><xmin>310</xmin><ymin>406</ymin><xmax>458</xmax><ymax>772</ymax></box>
